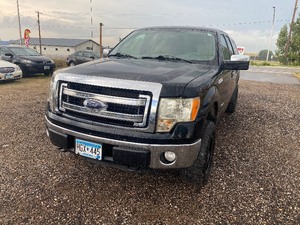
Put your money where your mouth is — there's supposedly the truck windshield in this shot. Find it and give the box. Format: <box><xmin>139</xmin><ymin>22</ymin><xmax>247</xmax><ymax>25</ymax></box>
<box><xmin>110</xmin><ymin>29</ymin><xmax>216</xmax><ymax>62</ymax></box>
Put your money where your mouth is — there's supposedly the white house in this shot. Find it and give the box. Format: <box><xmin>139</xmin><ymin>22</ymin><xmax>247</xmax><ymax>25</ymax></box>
<box><xmin>10</xmin><ymin>38</ymin><xmax>100</xmax><ymax>58</ymax></box>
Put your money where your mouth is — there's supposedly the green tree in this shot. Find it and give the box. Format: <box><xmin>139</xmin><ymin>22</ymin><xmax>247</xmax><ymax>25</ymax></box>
<box><xmin>258</xmin><ymin>49</ymin><xmax>273</xmax><ymax>60</ymax></box>
<box><xmin>276</xmin><ymin>24</ymin><xmax>288</xmax><ymax>64</ymax></box>
<box><xmin>289</xmin><ymin>17</ymin><xmax>300</xmax><ymax>65</ymax></box>
<box><xmin>276</xmin><ymin>14</ymin><xmax>300</xmax><ymax>65</ymax></box>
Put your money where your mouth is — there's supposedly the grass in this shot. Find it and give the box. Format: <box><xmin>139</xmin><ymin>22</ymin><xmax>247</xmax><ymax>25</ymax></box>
<box><xmin>0</xmin><ymin>75</ymin><xmax>50</xmax><ymax>89</ymax></box>
<box><xmin>250</xmin><ymin>60</ymin><xmax>282</xmax><ymax>67</ymax></box>
<box><xmin>53</xmin><ymin>58</ymin><xmax>68</xmax><ymax>69</ymax></box>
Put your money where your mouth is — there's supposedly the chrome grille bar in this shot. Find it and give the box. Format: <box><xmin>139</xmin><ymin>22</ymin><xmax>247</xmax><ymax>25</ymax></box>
<box><xmin>59</xmin><ymin>83</ymin><xmax>152</xmax><ymax>127</ymax></box>
<box><xmin>62</xmin><ymin>102</ymin><xmax>144</xmax><ymax>122</ymax></box>
<box><xmin>63</xmin><ymin>87</ymin><xmax>146</xmax><ymax>106</ymax></box>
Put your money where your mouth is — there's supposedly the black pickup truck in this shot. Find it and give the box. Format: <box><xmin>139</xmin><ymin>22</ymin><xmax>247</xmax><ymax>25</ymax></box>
<box><xmin>46</xmin><ymin>27</ymin><xmax>249</xmax><ymax>184</ymax></box>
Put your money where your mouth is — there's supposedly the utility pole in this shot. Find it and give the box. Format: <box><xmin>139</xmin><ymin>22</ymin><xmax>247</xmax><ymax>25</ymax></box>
<box><xmin>36</xmin><ymin>11</ymin><xmax>42</xmax><ymax>54</ymax></box>
<box><xmin>100</xmin><ymin>23</ymin><xmax>104</xmax><ymax>58</ymax></box>
<box><xmin>90</xmin><ymin>0</ymin><xmax>93</xmax><ymax>50</ymax></box>
<box><xmin>266</xmin><ymin>6</ymin><xmax>276</xmax><ymax>61</ymax></box>
<box><xmin>16</xmin><ymin>0</ymin><xmax>22</xmax><ymax>46</ymax></box>
<box><xmin>284</xmin><ymin>0</ymin><xmax>298</xmax><ymax>62</ymax></box>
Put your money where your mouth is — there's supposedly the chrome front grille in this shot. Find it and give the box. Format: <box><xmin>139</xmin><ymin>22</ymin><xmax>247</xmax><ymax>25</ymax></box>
<box><xmin>0</xmin><ymin>67</ymin><xmax>15</xmax><ymax>73</ymax></box>
<box><xmin>59</xmin><ymin>82</ymin><xmax>152</xmax><ymax>128</ymax></box>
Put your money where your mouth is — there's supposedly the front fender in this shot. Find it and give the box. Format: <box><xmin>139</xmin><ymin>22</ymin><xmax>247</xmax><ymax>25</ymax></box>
<box><xmin>199</xmin><ymin>85</ymin><xmax>219</xmax><ymax>119</ymax></box>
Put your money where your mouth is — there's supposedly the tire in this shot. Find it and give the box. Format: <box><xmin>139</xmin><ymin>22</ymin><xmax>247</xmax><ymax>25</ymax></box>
<box><xmin>226</xmin><ymin>85</ymin><xmax>238</xmax><ymax>114</ymax></box>
<box><xmin>181</xmin><ymin>121</ymin><xmax>216</xmax><ymax>185</ymax></box>
<box><xmin>20</xmin><ymin>67</ymin><xmax>27</xmax><ymax>78</ymax></box>
<box><xmin>44</xmin><ymin>70</ymin><xmax>54</xmax><ymax>76</ymax></box>
<box><xmin>69</xmin><ymin>61</ymin><xmax>76</xmax><ymax>67</ymax></box>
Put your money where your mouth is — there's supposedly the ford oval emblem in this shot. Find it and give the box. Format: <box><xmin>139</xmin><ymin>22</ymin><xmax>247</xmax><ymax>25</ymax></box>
<box><xmin>83</xmin><ymin>99</ymin><xmax>108</xmax><ymax>111</ymax></box>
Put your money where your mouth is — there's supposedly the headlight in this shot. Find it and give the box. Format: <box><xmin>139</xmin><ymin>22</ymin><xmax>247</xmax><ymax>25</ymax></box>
<box><xmin>156</xmin><ymin>97</ymin><xmax>200</xmax><ymax>132</ymax></box>
<box><xmin>15</xmin><ymin>65</ymin><xmax>21</xmax><ymax>71</ymax></box>
<box><xmin>48</xmin><ymin>71</ymin><xmax>58</xmax><ymax>112</ymax></box>
<box><xmin>21</xmin><ymin>59</ymin><xmax>32</xmax><ymax>64</ymax></box>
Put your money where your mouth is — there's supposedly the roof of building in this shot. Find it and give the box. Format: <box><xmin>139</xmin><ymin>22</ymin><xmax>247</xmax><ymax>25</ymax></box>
<box><xmin>9</xmin><ymin>38</ymin><xmax>99</xmax><ymax>47</ymax></box>
<box><xmin>0</xmin><ymin>40</ymin><xmax>10</xmax><ymax>45</ymax></box>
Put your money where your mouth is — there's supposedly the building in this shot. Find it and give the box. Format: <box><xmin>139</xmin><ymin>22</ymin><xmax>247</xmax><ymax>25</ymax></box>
<box><xmin>9</xmin><ymin>38</ymin><xmax>100</xmax><ymax>58</ymax></box>
<box><xmin>0</xmin><ymin>40</ymin><xmax>10</xmax><ymax>45</ymax></box>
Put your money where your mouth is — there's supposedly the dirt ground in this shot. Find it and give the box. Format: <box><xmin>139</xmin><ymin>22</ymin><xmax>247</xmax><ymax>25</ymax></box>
<box><xmin>0</xmin><ymin>76</ymin><xmax>299</xmax><ymax>224</ymax></box>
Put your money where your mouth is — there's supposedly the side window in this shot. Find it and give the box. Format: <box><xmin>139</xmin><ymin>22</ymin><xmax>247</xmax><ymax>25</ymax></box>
<box><xmin>84</xmin><ymin>51</ymin><xmax>93</xmax><ymax>58</ymax></box>
<box><xmin>229</xmin><ymin>37</ymin><xmax>238</xmax><ymax>55</ymax></box>
<box><xmin>219</xmin><ymin>35</ymin><xmax>231</xmax><ymax>60</ymax></box>
<box><xmin>225</xmin><ymin>36</ymin><xmax>235</xmax><ymax>56</ymax></box>
<box><xmin>75</xmin><ymin>51</ymin><xmax>83</xmax><ymax>57</ymax></box>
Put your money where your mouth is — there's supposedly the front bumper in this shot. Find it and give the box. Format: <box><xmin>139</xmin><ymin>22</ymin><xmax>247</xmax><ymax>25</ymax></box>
<box><xmin>21</xmin><ymin>63</ymin><xmax>55</xmax><ymax>74</ymax></box>
<box><xmin>0</xmin><ymin>71</ymin><xmax>22</xmax><ymax>81</ymax></box>
<box><xmin>46</xmin><ymin>116</ymin><xmax>202</xmax><ymax>169</ymax></box>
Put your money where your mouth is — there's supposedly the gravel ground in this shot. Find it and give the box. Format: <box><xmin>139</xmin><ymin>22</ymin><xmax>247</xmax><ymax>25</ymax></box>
<box><xmin>0</xmin><ymin>76</ymin><xmax>299</xmax><ymax>225</ymax></box>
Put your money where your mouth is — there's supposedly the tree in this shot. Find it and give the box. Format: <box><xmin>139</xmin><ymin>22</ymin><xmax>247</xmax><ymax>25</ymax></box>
<box><xmin>276</xmin><ymin>14</ymin><xmax>300</xmax><ymax>65</ymax></box>
<box><xmin>258</xmin><ymin>49</ymin><xmax>273</xmax><ymax>60</ymax></box>
<box><xmin>289</xmin><ymin>17</ymin><xmax>300</xmax><ymax>65</ymax></box>
<box><xmin>276</xmin><ymin>24</ymin><xmax>288</xmax><ymax>64</ymax></box>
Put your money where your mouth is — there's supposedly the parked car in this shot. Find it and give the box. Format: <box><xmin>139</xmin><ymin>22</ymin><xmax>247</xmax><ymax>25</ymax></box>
<box><xmin>66</xmin><ymin>50</ymin><xmax>100</xmax><ymax>66</ymax></box>
<box><xmin>0</xmin><ymin>59</ymin><xmax>22</xmax><ymax>82</ymax></box>
<box><xmin>46</xmin><ymin>26</ymin><xmax>249</xmax><ymax>185</ymax></box>
<box><xmin>0</xmin><ymin>45</ymin><xmax>55</xmax><ymax>76</ymax></box>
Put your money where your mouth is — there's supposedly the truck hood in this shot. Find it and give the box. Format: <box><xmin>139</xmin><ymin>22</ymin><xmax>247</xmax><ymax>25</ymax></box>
<box><xmin>62</xmin><ymin>58</ymin><xmax>212</xmax><ymax>97</ymax></box>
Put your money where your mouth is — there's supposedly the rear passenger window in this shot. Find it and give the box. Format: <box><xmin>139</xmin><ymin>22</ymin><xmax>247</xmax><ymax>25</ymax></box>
<box><xmin>219</xmin><ymin>35</ymin><xmax>231</xmax><ymax>60</ymax></box>
<box><xmin>225</xmin><ymin>36</ymin><xmax>235</xmax><ymax>56</ymax></box>
<box><xmin>229</xmin><ymin>37</ymin><xmax>238</xmax><ymax>55</ymax></box>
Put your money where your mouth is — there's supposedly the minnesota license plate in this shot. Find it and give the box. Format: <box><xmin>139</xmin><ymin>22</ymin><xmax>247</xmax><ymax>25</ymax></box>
<box><xmin>75</xmin><ymin>139</ymin><xmax>102</xmax><ymax>160</ymax></box>
<box><xmin>5</xmin><ymin>74</ymin><xmax>13</xmax><ymax>79</ymax></box>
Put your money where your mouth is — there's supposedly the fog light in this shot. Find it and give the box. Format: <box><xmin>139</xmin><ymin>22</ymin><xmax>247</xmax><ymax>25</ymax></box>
<box><xmin>164</xmin><ymin>151</ymin><xmax>176</xmax><ymax>162</ymax></box>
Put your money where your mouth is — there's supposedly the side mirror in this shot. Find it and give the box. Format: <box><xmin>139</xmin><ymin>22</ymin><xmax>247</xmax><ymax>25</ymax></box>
<box><xmin>4</xmin><ymin>53</ymin><xmax>14</xmax><ymax>58</ymax></box>
<box><xmin>223</xmin><ymin>54</ymin><xmax>250</xmax><ymax>70</ymax></box>
<box><xmin>102</xmin><ymin>49</ymin><xmax>111</xmax><ymax>58</ymax></box>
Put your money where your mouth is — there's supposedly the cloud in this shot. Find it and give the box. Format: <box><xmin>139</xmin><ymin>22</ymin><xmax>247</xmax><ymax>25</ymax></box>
<box><xmin>226</xmin><ymin>29</ymin><xmax>278</xmax><ymax>53</ymax></box>
<box><xmin>0</xmin><ymin>0</ymin><xmax>296</xmax><ymax>51</ymax></box>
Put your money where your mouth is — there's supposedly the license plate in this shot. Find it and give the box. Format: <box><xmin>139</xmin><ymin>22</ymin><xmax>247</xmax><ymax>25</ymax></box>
<box><xmin>75</xmin><ymin>139</ymin><xmax>102</xmax><ymax>160</ymax></box>
<box><xmin>5</xmin><ymin>74</ymin><xmax>13</xmax><ymax>79</ymax></box>
<box><xmin>44</xmin><ymin>66</ymin><xmax>50</xmax><ymax>70</ymax></box>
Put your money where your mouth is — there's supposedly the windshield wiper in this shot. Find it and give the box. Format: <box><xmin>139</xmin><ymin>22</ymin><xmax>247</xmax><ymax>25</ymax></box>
<box><xmin>109</xmin><ymin>52</ymin><xmax>137</xmax><ymax>59</ymax></box>
<box><xmin>142</xmin><ymin>55</ymin><xmax>194</xmax><ymax>64</ymax></box>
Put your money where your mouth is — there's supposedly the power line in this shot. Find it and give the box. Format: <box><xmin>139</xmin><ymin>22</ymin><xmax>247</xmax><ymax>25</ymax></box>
<box><xmin>0</xmin><ymin>18</ymin><xmax>290</xmax><ymax>31</ymax></box>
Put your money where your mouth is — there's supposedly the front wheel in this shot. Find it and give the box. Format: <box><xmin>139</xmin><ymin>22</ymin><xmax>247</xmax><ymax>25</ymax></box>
<box><xmin>69</xmin><ymin>61</ymin><xmax>76</xmax><ymax>67</ymax></box>
<box><xmin>181</xmin><ymin>121</ymin><xmax>216</xmax><ymax>185</ymax></box>
<box><xmin>44</xmin><ymin>70</ymin><xmax>54</xmax><ymax>76</ymax></box>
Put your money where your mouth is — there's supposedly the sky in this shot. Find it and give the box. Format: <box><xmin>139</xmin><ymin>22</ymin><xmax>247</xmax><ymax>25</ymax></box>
<box><xmin>0</xmin><ymin>0</ymin><xmax>298</xmax><ymax>53</ymax></box>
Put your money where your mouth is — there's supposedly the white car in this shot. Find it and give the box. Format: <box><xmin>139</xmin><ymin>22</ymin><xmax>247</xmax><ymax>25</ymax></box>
<box><xmin>0</xmin><ymin>60</ymin><xmax>22</xmax><ymax>81</ymax></box>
